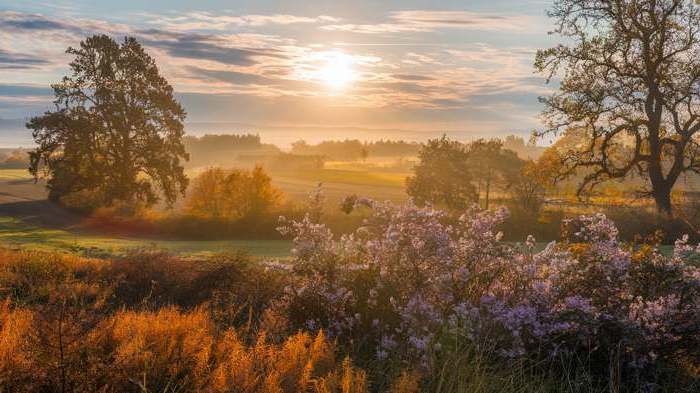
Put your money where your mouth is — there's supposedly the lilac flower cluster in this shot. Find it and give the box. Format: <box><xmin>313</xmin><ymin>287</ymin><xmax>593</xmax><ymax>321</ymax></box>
<box><xmin>277</xmin><ymin>197</ymin><xmax>700</xmax><ymax>374</ymax></box>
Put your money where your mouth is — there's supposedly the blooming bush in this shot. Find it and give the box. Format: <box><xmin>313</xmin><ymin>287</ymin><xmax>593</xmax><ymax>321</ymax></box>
<box><xmin>278</xmin><ymin>198</ymin><xmax>700</xmax><ymax>383</ymax></box>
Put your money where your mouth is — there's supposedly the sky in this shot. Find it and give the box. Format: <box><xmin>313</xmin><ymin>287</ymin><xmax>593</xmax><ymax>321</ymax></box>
<box><xmin>0</xmin><ymin>0</ymin><xmax>558</xmax><ymax>146</ymax></box>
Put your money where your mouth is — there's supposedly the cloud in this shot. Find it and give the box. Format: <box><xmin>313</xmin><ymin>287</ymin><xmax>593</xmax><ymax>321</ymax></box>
<box><xmin>0</xmin><ymin>12</ymin><xmax>291</xmax><ymax>68</ymax></box>
<box><xmin>321</xmin><ymin>10</ymin><xmax>535</xmax><ymax>34</ymax></box>
<box><xmin>185</xmin><ymin>66</ymin><xmax>272</xmax><ymax>85</ymax></box>
<box><xmin>390</xmin><ymin>10</ymin><xmax>522</xmax><ymax>29</ymax></box>
<box><xmin>320</xmin><ymin>23</ymin><xmax>426</xmax><ymax>34</ymax></box>
<box><xmin>139</xmin><ymin>30</ymin><xmax>285</xmax><ymax>66</ymax></box>
<box><xmin>143</xmin><ymin>12</ymin><xmax>340</xmax><ymax>31</ymax></box>
<box><xmin>0</xmin><ymin>11</ymin><xmax>129</xmax><ymax>36</ymax></box>
<box><xmin>0</xmin><ymin>8</ymin><xmax>547</xmax><ymax>132</ymax></box>
<box><xmin>392</xmin><ymin>74</ymin><xmax>435</xmax><ymax>81</ymax></box>
<box><xmin>0</xmin><ymin>16</ymin><xmax>68</xmax><ymax>31</ymax></box>
<box><xmin>0</xmin><ymin>49</ymin><xmax>50</xmax><ymax>69</ymax></box>
<box><xmin>0</xmin><ymin>84</ymin><xmax>52</xmax><ymax>97</ymax></box>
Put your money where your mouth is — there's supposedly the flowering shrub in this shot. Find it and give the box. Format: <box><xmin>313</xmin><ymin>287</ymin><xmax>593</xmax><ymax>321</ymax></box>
<box><xmin>278</xmin><ymin>198</ymin><xmax>700</xmax><ymax>382</ymax></box>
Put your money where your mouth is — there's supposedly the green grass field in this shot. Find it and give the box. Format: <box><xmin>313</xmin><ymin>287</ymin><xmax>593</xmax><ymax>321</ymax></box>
<box><xmin>0</xmin><ymin>216</ymin><xmax>292</xmax><ymax>258</ymax></box>
<box><xmin>0</xmin><ymin>167</ymin><xmax>401</xmax><ymax>259</ymax></box>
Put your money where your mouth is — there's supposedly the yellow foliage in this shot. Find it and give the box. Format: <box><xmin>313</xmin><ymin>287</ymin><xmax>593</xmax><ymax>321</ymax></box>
<box><xmin>86</xmin><ymin>306</ymin><xmax>369</xmax><ymax>392</ymax></box>
<box><xmin>186</xmin><ymin>166</ymin><xmax>282</xmax><ymax>220</ymax></box>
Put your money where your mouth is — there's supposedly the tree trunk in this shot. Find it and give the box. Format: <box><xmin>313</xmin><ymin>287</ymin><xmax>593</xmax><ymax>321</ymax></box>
<box><xmin>652</xmin><ymin>185</ymin><xmax>673</xmax><ymax>217</ymax></box>
<box><xmin>484</xmin><ymin>178</ymin><xmax>490</xmax><ymax>210</ymax></box>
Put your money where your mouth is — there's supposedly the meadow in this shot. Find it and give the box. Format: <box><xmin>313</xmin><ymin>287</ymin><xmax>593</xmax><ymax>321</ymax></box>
<box><xmin>0</xmin><ymin>166</ymin><xmax>403</xmax><ymax>258</ymax></box>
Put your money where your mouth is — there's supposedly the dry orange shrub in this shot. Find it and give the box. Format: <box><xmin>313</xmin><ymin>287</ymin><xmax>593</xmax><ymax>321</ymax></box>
<box><xmin>89</xmin><ymin>307</ymin><xmax>370</xmax><ymax>392</ymax></box>
<box><xmin>389</xmin><ymin>370</ymin><xmax>422</xmax><ymax>393</ymax></box>
<box><xmin>0</xmin><ymin>301</ymin><xmax>34</xmax><ymax>385</ymax></box>
<box><xmin>0</xmin><ymin>249</ymin><xmax>413</xmax><ymax>392</ymax></box>
<box><xmin>313</xmin><ymin>357</ymin><xmax>368</xmax><ymax>393</ymax></box>
<box><xmin>91</xmin><ymin>307</ymin><xmax>214</xmax><ymax>391</ymax></box>
<box><xmin>211</xmin><ymin>330</ymin><xmax>367</xmax><ymax>393</ymax></box>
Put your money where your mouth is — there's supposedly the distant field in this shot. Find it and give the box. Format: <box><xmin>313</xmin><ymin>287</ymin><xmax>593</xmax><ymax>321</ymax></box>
<box><xmin>272</xmin><ymin>168</ymin><xmax>409</xmax><ymax>204</ymax></box>
<box><xmin>0</xmin><ymin>167</ymin><xmax>397</xmax><ymax>258</ymax></box>
<box><xmin>0</xmin><ymin>168</ymin><xmax>31</xmax><ymax>180</ymax></box>
<box><xmin>302</xmin><ymin>168</ymin><xmax>407</xmax><ymax>187</ymax></box>
<box><xmin>0</xmin><ymin>216</ymin><xmax>291</xmax><ymax>258</ymax></box>
<box><xmin>0</xmin><ymin>167</ymin><xmax>293</xmax><ymax>258</ymax></box>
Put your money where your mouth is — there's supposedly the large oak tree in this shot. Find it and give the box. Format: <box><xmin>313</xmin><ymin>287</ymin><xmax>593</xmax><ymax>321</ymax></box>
<box><xmin>28</xmin><ymin>35</ymin><xmax>188</xmax><ymax>208</ymax></box>
<box><xmin>536</xmin><ymin>0</ymin><xmax>700</xmax><ymax>215</ymax></box>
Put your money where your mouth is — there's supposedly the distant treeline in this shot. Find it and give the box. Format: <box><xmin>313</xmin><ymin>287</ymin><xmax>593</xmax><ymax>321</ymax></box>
<box><xmin>0</xmin><ymin>148</ymin><xmax>29</xmax><ymax>169</ymax></box>
<box><xmin>501</xmin><ymin>135</ymin><xmax>545</xmax><ymax>160</ymax></box>
<box><xmin>183</xmin><ymin>134</ymin><xmax>280</xmax><ymax>167</ymax></box>
<box><xmin>291</xmin><ymin>139</ymin><xmax>421</xmax><ymax>160</ymax></box>
<box><xmin>289</xmin><ymin>136</ymin><xmax>545</xmax><ymax>161</ymax></box>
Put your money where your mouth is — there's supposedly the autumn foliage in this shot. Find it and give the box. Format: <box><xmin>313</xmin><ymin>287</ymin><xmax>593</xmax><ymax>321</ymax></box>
<box><xmin>186</xmin><ymin>166</ymin><xmax>282</xmax><ymax>221</ymax></box>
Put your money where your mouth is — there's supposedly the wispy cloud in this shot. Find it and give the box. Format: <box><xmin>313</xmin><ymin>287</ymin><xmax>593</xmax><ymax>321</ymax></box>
<box><xmin>0</xmin><ymin>49</ymin><xmax>50</xmax><ymax>69</ymax></box>
<box><xmin>391</xmin><ymin>10</ymin><xmax>531</xmax><ymax>30</ymax></box>
<box><xmin>138</xmin><ymin>30</ymin><xmax>287</xmax><ymax>67</ymax></box>
<box><xmin>144</xmin><ymin>12</ymin><xmax>341</xmax><ymax>31</ymax></box>
<box><xmin>321</xmin><ymin>10</ymin><xmax>535</xmax><ymax>34</ymax></box>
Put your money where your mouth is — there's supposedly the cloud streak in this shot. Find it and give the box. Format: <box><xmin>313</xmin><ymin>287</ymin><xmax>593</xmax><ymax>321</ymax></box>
<box><xmin>145</xmin><ymin>12</ymin><xmax>341</xmax><ymax>31</ymax></box>
<box><xmin>0</xmin><ymin>49</ymin><xmax>50</xmax><ymax>69</ymax></box>
<box><xmin>321</xmin><ymin>10</ymin><xmax>536</xmax><ymax>34</ymax></box>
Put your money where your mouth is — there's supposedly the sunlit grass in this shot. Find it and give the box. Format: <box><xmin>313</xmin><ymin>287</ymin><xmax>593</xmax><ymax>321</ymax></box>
<box><xmin>0</xmin><ymin>216</ymin><xmax>291</xmax><ymax>258</ymax></box>
<box><xmin>0</xmin><ymin>169</ymin><xmax>31</xmax><ymax>180</ymax></box>
<box><xmin>289</xmin><ymin>168</ymin><xmax>408</xmax><ymax>188</ymax></box>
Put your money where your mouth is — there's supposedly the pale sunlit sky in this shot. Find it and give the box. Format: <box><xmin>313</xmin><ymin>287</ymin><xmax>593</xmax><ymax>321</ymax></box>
<box><xmin>0</xmin><ymin>0</ymin><xmax>558</xmax><ymax>144</ymax></box>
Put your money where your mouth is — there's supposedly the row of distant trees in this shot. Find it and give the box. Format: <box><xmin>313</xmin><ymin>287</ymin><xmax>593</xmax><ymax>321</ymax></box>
<box><xmin>0</xmin><ymin>149</ymin><xmax>29</xmax><ymax>169</ymax></box>
<box><xmin>289</xmin><ymin>136</ymin><xmax>542</xmax><ymax>163</ymax></box>
<box><xmin>291</xmin><ymin>139</ymin><xmax>420</xmax><ymax>161</ymax></box>
<box><xmin>27</xmin><ymin>0</ymin><xmax>700</xmax><ymax>217</ymax></box>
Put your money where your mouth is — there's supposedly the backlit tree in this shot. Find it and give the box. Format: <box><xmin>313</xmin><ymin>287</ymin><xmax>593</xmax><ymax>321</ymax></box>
<box><xmin>28</xmin><ymin>35</ymin><xmax>189</xmax><ymax>208</ymax></box>
<box><xmin>536</xmin><ymin>0</ymin><xmax>700</xmax><ymax>215</ymax></box>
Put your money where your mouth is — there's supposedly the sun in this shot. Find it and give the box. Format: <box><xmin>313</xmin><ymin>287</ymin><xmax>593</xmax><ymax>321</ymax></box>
<box><xmin>319</xmin><ymin>51</ymin><xmax>355</xmax><ymax>89</ymax></box>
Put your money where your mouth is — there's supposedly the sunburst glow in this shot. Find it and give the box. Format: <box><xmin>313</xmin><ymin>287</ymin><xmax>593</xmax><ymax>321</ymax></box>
<box><xmin>318</xmin><ymin>51</ymin><xmax>355</xmax><ymax>89</ymax></box>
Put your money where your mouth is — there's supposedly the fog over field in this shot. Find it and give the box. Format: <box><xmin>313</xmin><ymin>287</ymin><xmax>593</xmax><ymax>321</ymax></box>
<box><xmin>1</xmin><ymin>120</ymin><xmax>535</xmax><ymax>149</ymax></box>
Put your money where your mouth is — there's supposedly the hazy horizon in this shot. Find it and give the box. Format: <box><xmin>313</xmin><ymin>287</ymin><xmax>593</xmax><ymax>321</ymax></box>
<box><xmin>0</xmin><ymin>118</ymin><xmax>540</xmax><ymax>149</ymax></box>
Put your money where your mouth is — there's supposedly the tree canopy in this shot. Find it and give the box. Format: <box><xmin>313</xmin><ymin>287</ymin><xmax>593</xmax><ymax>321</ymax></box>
<box><xmin>186</xmin><ymin>166</ymin><xmax>281</xmax><ymax>220</ymax></box>
<box><xmin>28</xmin><ymin>34</ymin><xmax>189</xmax><ymax>208</ymax></box>
<box><xmin>467</xmin><ymin>139</ymin><xmax>524</xmax><ymax>209</ymax></box>
<box><xmin>536</xmin><ymin>0</ymin><xmax>700</xmax><ymax>215</ymax></box>
<box><xmin>406</xmin><ymin>136</ymin><xmax>477</xmax><ymax>210</ymax></box>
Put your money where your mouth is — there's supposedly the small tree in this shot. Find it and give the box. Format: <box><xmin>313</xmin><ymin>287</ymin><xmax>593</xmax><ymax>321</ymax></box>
<box><xmin>507</xmin><ymin>161</ymin><xmax>549</xmax><ymax>216</ymax></box>
<box><xmin>406</xmin><ymin>136</ymin><xmax>477</xmax><ymax>210</ymax></box>
<box><xmin>28</xmin><ymin>34</ymin><xmax>189</xmax><ymax>208</ymax></box>
<box><xmin>536</xmin><ymin>0</ymin><xmax>700</xmax><ymax>216</ymax></box>
<box><xmin>467</xmin><ymin>139</ymin><xmax>524</xmax><ymax>209</ymax></box>
<box><xmin>360</xmin><ymin>147</ymin><xmax>369</xmax><ymax>162</ymax></box>
<box><xmin>186</xmin><ymin>166</ymin><xmax>281</xmax><ymax>220</ymax></box>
